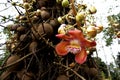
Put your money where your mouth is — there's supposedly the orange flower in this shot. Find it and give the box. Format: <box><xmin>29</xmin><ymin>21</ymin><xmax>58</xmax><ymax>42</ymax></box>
<box><xmin>55</xmin><ymin>29</ymin><xmax>96</xmax><ymax>64</ymax></box>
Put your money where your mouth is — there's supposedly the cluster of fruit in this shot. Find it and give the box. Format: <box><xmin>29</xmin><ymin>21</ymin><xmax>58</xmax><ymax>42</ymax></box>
<box><xmin>0</xmin><ymin>0</ymin><xmax>103</xmax><ymax>80</ymax></box>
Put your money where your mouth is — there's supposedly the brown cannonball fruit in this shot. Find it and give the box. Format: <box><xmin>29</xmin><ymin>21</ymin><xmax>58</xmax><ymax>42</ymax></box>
<box><xmin>7</xmin><ymin>24</ymin><xmax>19</xmax><ymax>31</ymax></box>
<box><xmin>37</xmin><ymin>0</ymin><xmax>47</xmax><ymax>8</ymax></box>
<box><xmin>32</xmin><ymin>16</ymin><xmax>39</xmax><ymax>23</ymax></box>
<box><xmin>19</xmin><ymin>34</ymin><xmax>27</xmax><ymax>41</ymax></box>
<box><xmin>6</xmin><ymin>41</ymin><xmax>11</xmax><ymax>52</ymax></box>
<box><xmin>38</xmin><ymin>23</ymin><xmax>53</xmax><ymax>38</ymax></box>
<box><xmin>17</xmin><ymin>26</ymin><xmax>26</xmax><ymax>32</ymax></box>
<box><xmin>17</xmin><ymin>69</ymin><xmax>25</xmax><ymax>79</ymax></box>
<box><xmin>13</xmin><ymin>33</ymin><xmax>19</xmax><ymax>41</ymax></box>
<box><xmin>31</xmin><ymin>26</ymin><xmax>40</xmax><ymax>40</ymax></box>
<box><xmin>56</xmin><ymin>75</ymin><xmax>68</xmax><ymax>80</ymax></box>
<box><xmin>40</xmin><ymin>10</ymin><xmax>50</xmax><ymax>20</ymax></box>
<box><xmin>6</xmin><ymin>55</ymin><xmax>21</xmax><ymax>72</ymax></box>
<box><xmin>89</xmin><ymin>68</ymin><xmax>98</xmax><ymax>77</ymax></box>
<box><xmin>49</xmin><ymin>19</ymin><xmax>60</xmax><ymax>29</ymax></box>
<box><xmin>0</xmin><ymin>70</ymin><xmax>11</xmax><ymax>80</ymax></box>
<box><xmin>40</xmin><ymin>7</ymin><xmax>47</xmax><ymax>10</ymax></box>
<box><xmin>29</xmin><ymin>41</ymin><xmax>38</xmax><ymax>52</ymax></box>
<box><xmin>22</xmin><ymin>72</ymin><xmax>34</xmax><ymax>80</ymax></box>
<box><xmin>17</xmin><ymin>69</ymin><xmax>35</xmax><ymax>80</ymax></box>
<box><xmin>83</xmin><ymin>66</ymin><xmax>89</xmax><ymax>73</ymax></box>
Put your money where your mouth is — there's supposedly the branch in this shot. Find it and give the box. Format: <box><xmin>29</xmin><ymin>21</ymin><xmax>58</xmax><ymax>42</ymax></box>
<box><xmin>70</xmin><ymin>0</ymin><xmax>82</xmax><ymax>30</ymax></box>
<box><xmin>53</xmin><ymin>62</ymin><xmax>86</xmax><ymax>80</ymax></box>
<box><xmin>0</xmin><ymin>48</ymin><xmax>42</xmax><ymax>71</ymax></box>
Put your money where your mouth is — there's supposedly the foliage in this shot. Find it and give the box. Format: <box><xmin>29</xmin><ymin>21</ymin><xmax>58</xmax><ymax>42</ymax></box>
<box><xmin>103</xmin><ymin>13</ymin><xmax>120</xmax><ymax>46</ymax></box>
<box><xmin>116</xmin><ymin>52</ymin><xmax>120</xmax><ymax>68</ymax></box>
<box><xmin>103</xmin><ymin>27</ymin><xmax>115</xmax><ymax>46</ymax></box>
<box><xmin>94</xmin><ymin>57</ymin><xmax>108</xmax><ymax>78</ymax></box>
<box><xmin>109</xmin><ymin>63</ymin><xmax>120</xmax><ymax>80</ymax></box>
<box><xmin>94</xmin><ymin>56</ymin><xmax>120</xmax><ymax>80</ymax></box>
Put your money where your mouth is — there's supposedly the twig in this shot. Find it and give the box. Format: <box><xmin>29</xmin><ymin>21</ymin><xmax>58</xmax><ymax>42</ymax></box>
<box><xmin>0</xmin><ymin>24</ymin><xmax>5</xmax><ymax>27</ymax></box>
<box><xmin>53</xmin><ymin>62</ymin><xmax>86</xmax><ymax>80</ymax></box>
<box><xmin>70</xmin><ymin>0</ymin><xmax>82</xmax><ymax>30</ymax></box>
<box><xmin>0</xmin><ymin>6</ymin><xmax>12</xmax><ymax>12</ymax></box>
<box><xmin>25</xmin><ymin>8</ymin><xmax>54</xmax><ymax>48</ymax></box>
<box><xmin>0</xmin><ymin>48</ymin><xmax>42</xmax><ymax>71</ymax></box>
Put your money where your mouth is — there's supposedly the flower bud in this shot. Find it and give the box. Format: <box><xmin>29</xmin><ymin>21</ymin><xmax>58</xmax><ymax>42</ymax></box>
<box><xmin>86</xmin><ymin>26</ymin><xmax>97</xmax><ymax>37</ymax></box>
<box><xmin>62</xmin><ymin>0</ymin><xmax>69</xmax><ymax>7</ymax></box>
<box><xmin>89</xmin><ymin>6</ymin><xmax>97</xmax><ymax>14</ymax></box>
<box><xmin>57</xmin><ymin>17</ymin><xmax>64</xmax><ymax>24</ymax></box>
<box><xmin>58</xmin><ymin>24</ymin><xmax>66</xmax><ymax>34</ymax></box>
<box><xmin>23</xmin><ymin>2</ymin><xmax>30</xmax><ymax>9</ymax></box>
<box><xmin>96</xmin><ymin>25</ymin><xmax>103</xmax><ymax>33</ymax></box>
<box><xmin>75</xmin><ymin>12</ymin><xmax>85</xmax><ymax>22</ymax></box>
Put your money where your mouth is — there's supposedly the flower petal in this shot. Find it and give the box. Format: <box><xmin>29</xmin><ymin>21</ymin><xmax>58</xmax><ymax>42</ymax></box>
<box><xmin>56</xmin><ymin>34</ymin><xmax>72</xmax><ymax>40</ymax></box>
<box><xmin>68</xmin><ymin>29</ymin><xmax>84</xmax><ymax>39</ymax></box>
<box><xmin>68</xmin><ymin>29</ymin><xmax>96</xmax><ymax>47</ymax></box>
<box><xmin>83</xmin><ymin>40</ymin><xmax>96</xmax><ymax>47</ymax></box>
<box><xmin>55</xmin><ymin>41</ymin><xmax>69</xmax><ymax>56</ymax></box>
<box><xmin>75</xmin><ymin>48</ymin><xmax>87</xmax><ymax>64</ymax></box>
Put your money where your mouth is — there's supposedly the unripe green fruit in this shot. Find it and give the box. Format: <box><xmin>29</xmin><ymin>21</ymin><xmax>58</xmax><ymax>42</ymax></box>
<box><xmin>75</xmin><ymin>12</ymin><xmax>85</xmax><ymax>22</ymax></box>
<box><xmin>58</xmin><ymin>17</ymin><xmax>64</xmax><ymax>24</ymax></box>
<box><xmin>62</xmin><ymin>0</ymin><xmax>69</xmax><ymax>7</ymax></box>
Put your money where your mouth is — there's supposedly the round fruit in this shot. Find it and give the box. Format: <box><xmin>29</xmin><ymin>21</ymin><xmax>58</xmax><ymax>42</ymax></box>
<box><xmin>75</xmin><ymin>12</ymin><xmax>85</xmax><ymax>22</ymax></box>
<box><xmin>89</xmin><ymin>68</ymin><xmax>98</xmax><ymax>77</ymax></box>
<box><xmin>89</xmin><ymin>6</ymin><xmax>97</xmax><ymax>14</ymax></box>
<box><xmin>29</xmin><ymin>41</ymin><xmax>38</xmax><ymax>52</ymax></box>
<box><xmin>36</xmin><ymin>9</ymin><xmax>41</xmax><ymax>16</ymax></box>
<box><xmin>49</xmin><ymin>19</ymin><xmax>60</xmax><ymax>30</ymax></box>
<box><xmin>6</xmin><ymin>55</ymin><xmax>21</xmax><ymax>71</ymax></box>
<box><xmin>56</xmin><ymin>75</ymin><xmax>68</xmax><ymax>80</ymax></box>
<box><xmin>7</xmin><ymin>24</ymin><xmax>19</xmax><ymax>31</ymax></box>
<box><xmin>37</xmin><ymin>0</ymin><xmax>46</xmax><ymax>8</ymax></box>
<box><xmin>96</xmin><ymin>25</ymin><xmax>103</xmax><ymax>33</ymax></box>
<box><xmin>86</xmin><ymin>26</ymin><xmax>97</xmax><ymax>38</ymax></box>
<box><xmin>38</xmin><ymin>23</ymin><xmax>53</xmax><ymax>38</ymax></box>
<box><xmin>41</xmin><ymin>10</ymin><xmax>50</xmax><ymax>20</ymax></box>
<box><xmin>19</xmin><ymin>34</ymin><xmax>27</xmax><ymax>41</ymax></box>
<box><xmin>62</xmin><ymin>0</ymin><xmax>69</xmax><ymax>7</ymax></box>
<box><xmin>17</xmin><ymin>26</ymin><xmax>26</xmax><ymax>32</ymax></box>
<box><xmin>57</xmin><ymin>17</ymin><xmax>64</xmax><ymax>24</ymax></box>
<box><xmin>17</xmin><ymin>69</ymin><xmax>35</xmax><ymax>80</ymax></box>
<box><xmin>23</xmin><ymin>2</ymin><xmax>30</xmax><ymax>9</ymax></box>
<box><xmin>0</xmin><ymin>70</ymin><xmax>11</xmax><ymax>80</ymax></box>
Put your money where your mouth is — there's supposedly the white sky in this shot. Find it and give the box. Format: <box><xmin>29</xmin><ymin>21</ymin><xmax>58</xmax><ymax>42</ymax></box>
<box><xmin>0</xmin><ymin>0</ymin><xmax>120</xmax><ymax>64</ymax></box>
<box><xmin>77</xmin><ymin>0</ymin><xmax>120</xmax><ymax>64</ymax></box>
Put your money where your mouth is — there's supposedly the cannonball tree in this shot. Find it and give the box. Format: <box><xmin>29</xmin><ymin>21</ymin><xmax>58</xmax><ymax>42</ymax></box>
<box><xmin>0</xmin><ymin>0</ymin><xmax>104</xmax><ymax>80</ymax></box>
